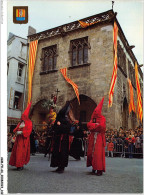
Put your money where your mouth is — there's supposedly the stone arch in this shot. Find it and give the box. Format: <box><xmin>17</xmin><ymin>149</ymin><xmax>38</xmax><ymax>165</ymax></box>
<box><xmin>30</xmin><ymin>96</ymin><xmax>51</xmax><ymax>125</ymax></box>
<box><xmin>30</xmin><ymin>94</ymin><xmax>97</xmax><ymax>126</ymax></box>
<box><xmin>31</xmin><ymin>95</ymin><xmax>50</xmax><ymax>109</ymax></box>
<box><xmin>70</xmin><ymin>94</ymin><xmax>97</xmax><ymax>122</ymax></box>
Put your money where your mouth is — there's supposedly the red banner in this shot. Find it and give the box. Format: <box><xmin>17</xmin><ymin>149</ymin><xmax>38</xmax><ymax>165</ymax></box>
<box><xmin>127</xmin><ymin>78</ymin><xmax>136</xmax><ymax>114</ymax></box>
<box><xmin>135</xmin><ymin>63</ymin><xmax>143</xmax><ymax>122</ymax></box>
<box><xmin>60</xmin><ymin>68</ymin><xmax>80</xmax><ymax>105</ymax></box>
<box><xmin>27</xmin><ymin>40</ymin><xmax>38</xmax><ymax>105</ymax></box>
<box><xmin>108</xmin><ymin>22</ymin><xmax>118</xmax><ymax>107</ymax></box>
<box><xmin>78</xmin><ymin>20</ymin><xmax>98</xmax><ymax>28</ymax></box>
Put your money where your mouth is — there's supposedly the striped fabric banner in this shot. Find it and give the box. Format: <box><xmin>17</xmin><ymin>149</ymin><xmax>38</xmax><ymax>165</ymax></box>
<box><xmin>60</xmin><ymin>68</ymin><xmax>80</xmax><ymax>105</ymax></box>
<box><xmin>127</xmin><ymin>78</ymin><xmax>136</xmax><ymax>114</ymax></box>
<box><xmin>16</xmin><ymin>9</ymin><xmax>25</xmax><ymax>21</ymax></box>
<box><xmin>78</xmin><ymin>20</ymin><xmax>98</xmax><ymax>28</ymax></box>
<box><xmin>108</xmin><ymin>22</ymin><xmax>118</xmax><ymax>107</ymax></box>
<box><xmin>27</xmin><ymin>40</ymin><xmax>38</xmax><ymax>105</ymax></box>
<box><xmin>135</xmin><ymin>62</ymin><xmax>143</xmax><ymax>122</ymax></box>
<box><xmin>16</xmin><ymin>9</ymin><xmax>25</xmax><ymax>17</ymax></box>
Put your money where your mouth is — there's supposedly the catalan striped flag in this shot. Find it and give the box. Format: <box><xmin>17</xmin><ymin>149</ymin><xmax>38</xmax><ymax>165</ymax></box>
<box><xmin>16</xmin><ymin>9</ymin><xmax>25</xmax><ymax>21</ymax></box>
<box><xmin>60</xmin><ymin>68</ymin><xmax>80</xmax><ymax>105</ymax></box>
<box><xmin>135</xmin><ymin>62</ymin><xmax>143</xmax><ymax>122</ymax></box>
<box><xmin>78</xmin><ymin>20</ymin><xmax>98</xmax><ymax>28</ymax></box>
<box><xmin>108</xmin><ymin>22</ymin><xmax>118</xmax><ymax>107</ymax></box>
<box><xmin>27</xmin><ymin>40</ymin><xmax>38</xmax><ymax>105</ymax></box>
<box><xmin>127</xmin><ymin>78</ymin><xmax>136</xmax><ymax>114</ymax></box>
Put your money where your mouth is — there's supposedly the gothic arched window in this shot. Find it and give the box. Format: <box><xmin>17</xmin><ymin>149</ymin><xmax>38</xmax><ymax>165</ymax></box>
<box><xmin>117</xmin><ymin>41</ymin><xmax>127</xmax><ymax>76</ymax></box>
<box><xmin>70</xmin><ymin>37</ymin><xmax>90</xmax><ymax>67</ymax></box>
<box><xmin>42</xmin><ymin>45</ymin><xmax>57</xmax><ymax>72</ymax></box>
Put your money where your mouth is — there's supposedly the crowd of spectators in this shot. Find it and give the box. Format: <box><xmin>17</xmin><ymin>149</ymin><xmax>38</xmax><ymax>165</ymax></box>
<box><xmin>105</xmin><ymin>126</ymin><xmax>143</xmax><ymax>158</ymax></box>
<box><xmin>8</xmin><ymin>124</ymin><xmax>143</xmax><ymax>159</ymax></box>
<box><xmin>32</xmin><ymin>130</ymin><xmax>48</xmax><ymax>153</ymax></box>
<box><xmin>7</xmin><ymin>132</ymin><xmax>16</xmax><ymax>152</ymax></box>
<box><xmin>7</xmin><ymin>129</ymin><xmax>49</xmax><ymax>153</ymax></box>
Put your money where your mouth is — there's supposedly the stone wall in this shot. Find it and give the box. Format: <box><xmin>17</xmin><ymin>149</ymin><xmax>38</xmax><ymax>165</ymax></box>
<box><xmin>28</xmin><ymin>22</ymin><xmax>141</xmax><ymax>129</ymax></box>
<box><xmin>30</xmin><ymin>23</ymin><xmax>114</xmax><ymax>126</ymax></box>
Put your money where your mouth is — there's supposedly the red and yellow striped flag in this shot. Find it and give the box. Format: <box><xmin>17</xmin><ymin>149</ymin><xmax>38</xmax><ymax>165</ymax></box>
<box><xmin>135</xmin><ymin>62</ymin><xmax>143</xmax><ymax>122</ymax></box>
<box><xmin>127</xmin><ymin>78</ymin><xmax>136</xmax><ymax>114</ymax></box>
<box><xmin>108</xmin><ymin>22</ymin><xmax>118</xmax><ymax>107</ymax></box>
<box><xmin>78</xmin><ymin>20</ymin><xmax>98</xmax><ymax>28</ymax></box>
<box><xmin>27</xmin><ymin>40</ymin><xmax>38</xmax><ymax>105</ymax></box>
<box><xmin>60</xmin><ymin>68</ymin><xmax>80</xmax><ymax>105</ymax></box>
<box><xmin>16</xmin><ymin>9</ymin><xmax>25</xmax><ymax>18</ymax></box>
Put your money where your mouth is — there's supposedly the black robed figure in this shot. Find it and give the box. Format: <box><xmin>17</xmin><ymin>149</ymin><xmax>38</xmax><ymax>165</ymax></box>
<box><xmin>50</xmin><ymin>101</ymin><xmax>71</xmax><ymax>173</ymax></box>
<box><xmin>69</xmin><ymin>123</ymin><xmax>86</xmax><ymax>160</ymax></box>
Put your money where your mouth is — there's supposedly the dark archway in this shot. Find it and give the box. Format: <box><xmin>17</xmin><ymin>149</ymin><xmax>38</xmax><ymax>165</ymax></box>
<box><xmin>30</xmin><ymin>95</ymin><xmax>97</xmax><ymax>127</ymax></box>
<box><xmin>70</xmin><ymin>94</ymin><xmax>97</xmax><ymax>123</ymax></box>
<box><xmin>122</xmin><ymin>97</ymin><xmax>128</xmax><ymax>130</ymax></box>
<box><xmin>30</xmin><ymin>99</ymin><xmax>50</xmax><ymax>125</ymax></box>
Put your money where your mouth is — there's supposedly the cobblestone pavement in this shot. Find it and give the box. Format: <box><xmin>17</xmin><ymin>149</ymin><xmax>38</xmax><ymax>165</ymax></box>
<box><xmin>8</xmin><ymin>153</ymin><xmax>143</xmax><ymax>193</ymax></box>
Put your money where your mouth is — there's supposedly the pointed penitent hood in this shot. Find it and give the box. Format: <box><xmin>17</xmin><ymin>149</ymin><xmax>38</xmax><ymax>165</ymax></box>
<box><xmin>21</xmin><ymin>102</ymin><xmax>32</xmax><ymax>121</ymax></box>
<box><xmin>91</xmin><ymin>97</ymin><xmax>104</xmax><ymax>119</ymax></box>
<box><xmin>56</xmin><ymin>101</ymin><xmax>70</xmax><ymax>121</ymax></box>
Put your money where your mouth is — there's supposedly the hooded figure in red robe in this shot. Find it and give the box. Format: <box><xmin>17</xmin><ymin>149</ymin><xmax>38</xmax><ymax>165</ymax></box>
<box><xmin>87</xmin><ymin>97</ymin><xmax>106</xmax><ymax>176</ymax></box>
<box><xmin>9</xmin><ymin>102</ymin><xmax>33</xmax><ymax>170</ymax></box>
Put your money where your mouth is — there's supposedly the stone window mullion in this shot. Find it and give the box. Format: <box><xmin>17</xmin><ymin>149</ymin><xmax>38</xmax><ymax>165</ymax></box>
<box><xmin>72</xmin><ymin>46</ymin><xmax>76</xmax><ymax>66</ymax></box>
<box><xmin>52</xmin><ymin>54</ymin><xmax>55</xmax><ymax>70</ymax></box>
<box><xmin>78</xmin><ymin>44</ymin><xmax>83</xmax><ymax>65</ymax></box>
<box><xmin>47</xmin><ymin>55</ymin><xmax>49</xmax><ymax>71</ymax></box>
<box><xmin>84</xmin><ymin>44</ymin><xmax>88</xmax><ymax>64</ymax></box>
<box><xmin>76</xmin><ymin>45</ymin><xmax>78</xmax><ymax>65</ymax></box>
<box><xmin>82</xmin><ymin>44</ymin><xmax>84</xmax><ymax>64</ymax></box>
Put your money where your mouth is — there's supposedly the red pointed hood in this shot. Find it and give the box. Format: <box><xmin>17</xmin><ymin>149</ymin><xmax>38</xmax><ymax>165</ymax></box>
<box><xmin>21</xmin><ymin>102</ymin><xmax>32</xmax><ymax>121</ymax></box>
<box><xmin>91</xmin><ymin>97</ymin><xmax>104</xmax><ymax>119</ymax></box>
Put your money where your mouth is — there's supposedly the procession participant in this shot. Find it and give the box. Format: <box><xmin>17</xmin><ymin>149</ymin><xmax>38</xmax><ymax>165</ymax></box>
<box><xmin>44</xmin><ymin>106</ymin><xmax>56</xmax><ymax>157</ymax></box>
<box><xmin>46</xmin><ymin>106</ymin><xmax>56</xmax><ymax>128</ymax></box>
<box><xmin>9</xmin><ymin>102</ymin><xmax>33</xmax><ymax>171</ymax></box>
<box><xmin>50</xmin><ymin>101</ymin><xmax>72</xmax><ymax>173</ymax></box>
<box><xmin>107</xmin><ymin>139</ymin><xmax>114</xmax><ymax>157</ymax></box>
<box><xmin>30</xmin><ymin>128</ymin><xmax>36</xmax><ymax>155</ymax></box>
<box><xmin>69</xmin><ymin>122</ymin><xmax>86</xmax><ymax>160</ymax></box>
<box><xmin>67</xmin><ymin>107</ymin><xmax>79</xmax><ymax>157</ymax></box>
<box><xmin>87</xmin><ymin>97</ymin><xmax>106</xmax><ymax>176</ymax></box>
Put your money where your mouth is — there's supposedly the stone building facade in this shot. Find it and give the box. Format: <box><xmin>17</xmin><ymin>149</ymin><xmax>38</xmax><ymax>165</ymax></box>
<box><xmin>27</xmin><ymin>10</ymin><xmax>143</xmax><ymax>130</ymax></box>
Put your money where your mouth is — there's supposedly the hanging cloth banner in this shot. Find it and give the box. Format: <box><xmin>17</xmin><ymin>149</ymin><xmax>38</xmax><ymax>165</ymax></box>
<box><xmin>27</xmin><ymin>40</ymin><xmax>38</xmax><ymax>105</ymax></box>
<box><xmin>127</xmin><ymin>78</ymin><xmax>136</xmax><ymax>114</ymax></box>
<box><xmin>135</xmin><ymin>62</ymin><xmax>143</xmax><ymax>122</ymax></box>
<box><xmin>78</xmin><ymin>20</ymin><xmax>98</xmax><ymax>28</ymax></box>
<box><xmin>60</xmin><ymin>68</ymin><xmax>80</xmax><ymax>105</ymax></box>
<box><xmin>108</xmin><ymin>21</ymin><xmax>118</xmax><ymax>107</ymax></box>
